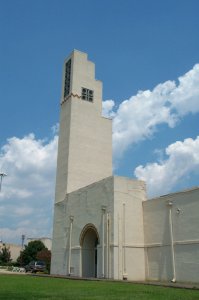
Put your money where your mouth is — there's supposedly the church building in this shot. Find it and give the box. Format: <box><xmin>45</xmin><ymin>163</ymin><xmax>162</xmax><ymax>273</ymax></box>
<box><xmin>51</xmin><ymin>50</ymin><xmax>199</xmax><ymax>283</ymax></box>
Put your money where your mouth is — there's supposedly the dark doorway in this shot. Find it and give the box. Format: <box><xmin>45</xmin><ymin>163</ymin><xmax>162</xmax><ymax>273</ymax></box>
<box><xmin>81</xmin><ymin>227</ymin><xmax>99</xmax><ymax>278</ymax></box>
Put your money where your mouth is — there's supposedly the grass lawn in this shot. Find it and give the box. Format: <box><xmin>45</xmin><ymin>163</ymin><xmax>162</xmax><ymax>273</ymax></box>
<box><xmin>0</xmin><ymin>275</ymin><xmax>199</xmax><ymax>300</ymax></box>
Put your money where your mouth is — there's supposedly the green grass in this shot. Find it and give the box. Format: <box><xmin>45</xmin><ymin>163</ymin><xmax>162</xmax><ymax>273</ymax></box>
<box><xmin>0</xmin><ymin>275</ymin><xmax>199</xmax><ymax>300</ymax></box>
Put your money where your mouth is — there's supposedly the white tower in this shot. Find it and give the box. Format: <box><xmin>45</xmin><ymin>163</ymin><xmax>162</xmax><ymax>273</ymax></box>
<box><xmin>51</xmin><ymin>50</ymin><xmax>146</xmax><ymax>280</ymax></box>
<box><xmin>55</xmin><ymin>50</ymin><xmax>112</xmax><ymax>203</ymax></box>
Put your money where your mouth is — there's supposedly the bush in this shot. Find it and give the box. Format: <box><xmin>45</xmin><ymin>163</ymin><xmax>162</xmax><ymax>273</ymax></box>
<box><xmin>0</xmin><ymin>246</ymin><xmax>11</xmax><ymax>264</ymax></box>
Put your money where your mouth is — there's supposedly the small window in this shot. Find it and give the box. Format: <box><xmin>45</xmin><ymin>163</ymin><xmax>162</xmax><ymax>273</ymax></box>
<box><xmin>81</xmin><ymin>88</ymin><xmax>94</xmax><ymax>102</ymax></box>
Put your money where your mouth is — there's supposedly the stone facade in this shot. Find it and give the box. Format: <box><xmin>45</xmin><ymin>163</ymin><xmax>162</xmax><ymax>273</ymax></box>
<box><xmin>51</xmin><ymin>50</ymin><xmax>199</xmax><ymax>283</ymax></box>
<box><xmin>55</xmin><ymin>50</ymin><xmax>112</xmax><ymax>201</ymax></box>
<box><xmin>144</xmin><ymin>187</ymin><xmax>199</xmax><ymax>283</ymax></box>
<box><xmin>51</xmin><ymin>176</ymin><xmax>146</xmax><ymax>280</ymax></box>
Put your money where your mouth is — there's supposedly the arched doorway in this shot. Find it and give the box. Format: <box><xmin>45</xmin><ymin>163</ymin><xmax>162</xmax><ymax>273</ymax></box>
<box><xmin>80</xmin><ymin>224</ymin><xmax>99</xmax><ymax>278</ymax></box>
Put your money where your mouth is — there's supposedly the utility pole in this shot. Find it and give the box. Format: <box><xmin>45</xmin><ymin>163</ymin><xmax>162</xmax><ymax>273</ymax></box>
<box><xmin>21</xmin><ymin>234</ymin><xmax>25</xmax><ymax>250</ymax></box>
<box><xmin>0</xmin><ymin>172</ymin><xmax>7</xmax><ymax>192</ymax></box>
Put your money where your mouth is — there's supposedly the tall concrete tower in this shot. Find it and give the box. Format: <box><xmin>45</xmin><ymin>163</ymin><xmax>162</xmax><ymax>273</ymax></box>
<box><xmin>55</xmin><ymin>50</ymin><xmax>112</xmax><ymax>203</ymax></box>
<box><xmin>51</xmin><ymin>51</ymin><xmax>146</xmax><ymax>280</ymax></box>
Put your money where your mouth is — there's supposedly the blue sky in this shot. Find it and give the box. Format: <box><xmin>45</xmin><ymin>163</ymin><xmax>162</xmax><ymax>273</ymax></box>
<box><xmin>0</xmin><ymin>0</ymin><xmax>199</xmax><ymax>245</ymax></box>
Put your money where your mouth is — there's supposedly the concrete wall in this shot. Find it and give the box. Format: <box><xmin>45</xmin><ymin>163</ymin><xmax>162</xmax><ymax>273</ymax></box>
<box><xmin>51</xmin><ymin>176</ymin><xmax>114</xmax><ymax>277</ymax></box>
<box><xmin>143</xmin><ymin>187</ymin><xmax>199</xmax><ymax>283</ymax></box>
<box><xmin>51</xmin><ymin>176</ymin><xmax>147</xmax><ymax>281</ymax></box>
<box><xmin>55</xmin><ymin>50</ymin><xmax>112</xmax><ymax>202</ymax></box>
<box><xmin>113</xmin><ymin>177</ymin><xmax>146</xmax><ymax>280</ymax></box>
<box><xmin>0</xmin><ymin>242</ymin><xmax>21</xmax><ymax>261</ymax></box>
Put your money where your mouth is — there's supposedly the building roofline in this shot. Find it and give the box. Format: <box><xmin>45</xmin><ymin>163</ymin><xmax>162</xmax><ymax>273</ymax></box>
<box><xmin>149</xmin><ymin>186</ymin><xmax>199</xmax><ymax>201</ymax></box>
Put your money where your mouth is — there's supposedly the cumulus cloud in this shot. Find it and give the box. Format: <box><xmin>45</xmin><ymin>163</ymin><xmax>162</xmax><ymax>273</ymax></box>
<box><xmin>0</xmin><ymin>133</ymin><xmax>58</xmax><ymax>243</ymax></box>
<box><xmin>51</xmin><ymin>123</ymin><xmax>59</xmax><ymax>135</ymax></box>
<box><xmin>1</xmin><ymin>64</ymin><xmax>199</xmax><ymax>243</ymax></box>
<box><xmin>103</xmin><ymin>64</ymin><xmax>199</xmax><ymax>159</ymax></box>
<box><xmin>134</xmin><ymin>136</ymin><xmax>199</xmax><ymax>198</ymax></box>
<box><xmin>102</xmin><ymin>99</ymin><xmax>115</xmax><ymax>118</ymax></box>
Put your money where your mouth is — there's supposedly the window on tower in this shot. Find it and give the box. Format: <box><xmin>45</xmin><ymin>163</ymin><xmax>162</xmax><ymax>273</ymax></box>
<box><xmin>81</xmin><ymin>88</ymin><xmax>94</xmax><ymax>102</ymax></box>
<box><xmin>64</xmin><ymin>59</ymin><xmax>71</xmax><ymax>98</ymax></box>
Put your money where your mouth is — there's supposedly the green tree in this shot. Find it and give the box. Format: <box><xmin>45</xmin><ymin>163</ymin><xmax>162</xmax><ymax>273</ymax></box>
<box><xmin>36</xmin><ymin>248</ymin><xmax>51</xmax><ymax>273</ymax></box>
<box><xmin>0</xmin><ymin>245</ymin><xmax>11</xmax><ymax>264</ymax></box>
<box><xmin>17</xmin><ymin>240</ymin><xmax>46</xmax><ymax>266</ymax></box>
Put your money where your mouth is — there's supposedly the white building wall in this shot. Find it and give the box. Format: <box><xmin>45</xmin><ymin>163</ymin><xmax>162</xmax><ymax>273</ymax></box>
<box><xmin>0</xmin><ymin>242</ymin><xmax>21</xmax><ymax>262</ymax></box>
<box><xmin>143</xmin><ymin>187</ymin><xmax>199</xmax><ymax>283</ymax></box>
<box><xmin>51</xmin><ymin>176</ymin><xmax>147</xmax><ymax>281</ymax></box>
<box><xmin>51</xmin><ymin>176</ymin><xmax>114</xmax><ymax>277</ymax></box>
<box><xmin>55</xmin><ymin>50</ymin><xmax>112</xmax><ymax>202</ymax></box>
<box><xmin>68</xmin><ymin>99</ymin><xmax>112</xmax><ymax>194</ymax></box>
<box><xmin>51</xmin><ymin>49</ymin><xmax>199</xmax><ymax>284</ymax></box>
<box><xmin>113</xmin><ymin>177</ymin><xmax>146</xmax><ymax>281</ymax></box>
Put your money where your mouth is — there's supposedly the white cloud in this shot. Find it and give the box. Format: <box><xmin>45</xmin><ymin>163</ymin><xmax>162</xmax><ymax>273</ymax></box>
<box><xmin>171</xmin><ymin>64</ymin><xmax>199</xmax><ymax>115</ymax></box>
<box><xmin>102</xmin><ymin>99</ymin><xmax>115</xmax><ymax>118</ymax></box>
<box><xmin>103</xmin><ymin>64</ymin><xmax>199</xmax><ymax>159</ymax></box>
<box><xmin>134</xmin><ymin>136</ymin><xmax>199</xmax><ymax>198</ymax></box>
<box><xmin>14</xmin><ymin>206</ymin><xmax>33</xmax><ymax>217</ymax></box>
<box><xmin>1</xmin><ymin>64</ymin><xmax>199</xmax><ymax>244</ymax></box>
<box><xmin>0</xmin><ymin>134</ymin><xmax>58</xmax><ymax>198</ymax></box>
<box><xmin>0</xmin><ymin>224</ymin><xmax>50</xmax><ymax>245</ymax></box>
<box><xmin>51</xmin><ymin>123</ymin><xmax>59</xmax><ymax>135</ymax></box>
<box><xmin>0</xmin><ymin>133</ymin><xmax>58</xmax><ymax>244</ymax></box>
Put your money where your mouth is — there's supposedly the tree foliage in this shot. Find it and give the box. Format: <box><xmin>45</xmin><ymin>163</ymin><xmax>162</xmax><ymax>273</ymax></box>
<box><xmin>36</xmin><ymin>248</ymin><xmax>51</xmax><ymax>273</ymax></box>
<box><xmin>17</xmin><ymin>240</ymin><xmax>47</xmax><ymax>266</ymax></box>
<box><xmin>0</xmin><ymin>245</ymin><xmax>11</xmax><ymax>264</ymax></box>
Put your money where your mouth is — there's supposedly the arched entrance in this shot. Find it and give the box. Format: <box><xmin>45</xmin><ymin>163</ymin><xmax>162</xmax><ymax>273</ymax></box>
<box><xmin>80</xmin><ymin>224</ymin><xmax>99</xmax><ymax>278</ymax></box>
